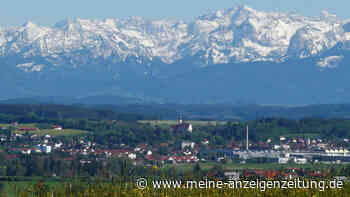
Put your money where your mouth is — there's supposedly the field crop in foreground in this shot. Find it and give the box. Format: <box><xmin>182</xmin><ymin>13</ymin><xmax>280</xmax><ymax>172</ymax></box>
<box><xmin>2</xmin><ymin>180</ymin><xmax>349</xmax><ymax>197</ymax></box>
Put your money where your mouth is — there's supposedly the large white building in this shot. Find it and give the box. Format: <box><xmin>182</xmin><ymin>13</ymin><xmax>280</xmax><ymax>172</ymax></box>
<box><xmin>34</xmin><ymin>144</ymin><xmax>52</xmax><ymax>153</ymax></box>
<box><xmin>181</xmin><ymin>141</ymin><xmax>195</xmax><ymax>149</ymax></box>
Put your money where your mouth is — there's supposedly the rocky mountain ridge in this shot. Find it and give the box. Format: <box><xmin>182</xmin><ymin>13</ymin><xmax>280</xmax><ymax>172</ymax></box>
<box><xmin>1</xmin><ymin>5</ymin><xmax>349</xmax><ymax>72</ymax></box>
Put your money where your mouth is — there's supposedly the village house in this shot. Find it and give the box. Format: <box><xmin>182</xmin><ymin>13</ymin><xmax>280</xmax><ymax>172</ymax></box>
<box><xmin>202</xmin><ymin>139</ymin><xmax>209</xmax><ymax>145</ymax></box>
<box><xmin>34</xmin><ymin>144</ymin><xmax>52</xmax><ymax>153</ymax></box>
<box><xmin>167</xmin><ymin>155</ymin><xmax>199</xmax><ymax>164</ymax></box>
<box><xmin>20</xmin><ymin>148</ymin><xmax>32</xmax><ymax>155</ymax></box>
<box><xmin>52</xmin><ymin>125</ymin><xmax>63</xmax><ymax>130</ymax></box>
<box><xmin>128</xmin><ymin>153</ymin><xmax>137</xmax><ymax>160</ymax></box>
<box><xmin>19</xmin><ymin>127</ymin><xmax>38</xmax><ymax>132</ymax></box>
<box><xmin>54</xmin><ymin>142</ymin><xmax>63</xmax><ymax>148</ymax></box>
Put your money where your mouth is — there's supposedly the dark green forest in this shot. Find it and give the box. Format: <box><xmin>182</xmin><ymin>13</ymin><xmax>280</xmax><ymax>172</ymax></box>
<box><xmin>94</xmin><ymin>103</ymin><xmax>350</xmax><ymax>120</ymax></box>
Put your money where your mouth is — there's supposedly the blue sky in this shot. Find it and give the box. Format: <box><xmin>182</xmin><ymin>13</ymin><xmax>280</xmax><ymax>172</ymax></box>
<box><xmin>1</xmin><ymin>0</ymin><xmax>349</xmax><ymax>26</ymax></box>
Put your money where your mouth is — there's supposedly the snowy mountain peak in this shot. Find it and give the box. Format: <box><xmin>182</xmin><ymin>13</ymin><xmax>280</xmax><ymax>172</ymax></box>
<box><xmin>321</xmin><ymin>10</ymin><xmax>338</xmax><ymax>20</ymax></box>
<box><xmin>235</xmin><ymin>5</ymin><xmax>259</xmax><ymax>16</ymax></box>
<box><xmin>0</xmin><ymin>5</ymin><xmax>349</xmax><ymax>70</ymax></box>
<box><xmin>23</xmin><ymin>21</ymin><xmax>38</xmax><ymax>28</ymax></box>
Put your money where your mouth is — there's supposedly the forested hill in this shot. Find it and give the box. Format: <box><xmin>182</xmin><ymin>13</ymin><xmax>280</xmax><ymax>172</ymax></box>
<box><xmin>94</xmin><ymin>103</ymin><xmax>350</xmax><ymax>121</ymax></box>
<box><xmin>2</xmin><ymin>102</ymin><xmax>350</xmax><ymax>121</ymax></box>
<box><xmin>0</xmin><ymin>104</ymin><xmax>147</xmax><ymax>122</ymax></box>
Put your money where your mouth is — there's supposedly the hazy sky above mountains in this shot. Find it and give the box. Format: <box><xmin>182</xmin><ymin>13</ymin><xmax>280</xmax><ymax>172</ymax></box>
<box><xmin>1</xmin><ymin>0</ymin><xmax>349</xmax><ymax>26</ymax></box>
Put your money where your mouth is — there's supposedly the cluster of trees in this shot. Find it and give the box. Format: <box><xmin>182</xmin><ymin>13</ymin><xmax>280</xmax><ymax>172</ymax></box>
<box><xmin>0</xmin><ymin>152</ymin><xmax>137</xmax><ymax>178</ymax></box>
<box><xmin>0</xmin><ymin>153</ymin><xmax>68</xmax><ymax>177</ymax></box>
<box><xmin>0</xmin><ymin>152</ymin><xmax>192</xmax><ymax>179</ymax></box>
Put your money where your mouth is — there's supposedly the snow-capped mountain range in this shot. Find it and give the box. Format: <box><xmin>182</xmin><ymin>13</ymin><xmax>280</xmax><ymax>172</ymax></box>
<box><xmin>2</xmin><ymin>5</ymin><xmax>350</xmax><ymax>105</ymax></box>
<box><xmin>1</xmin><ymin>5</ymin><xmax>350</xmax><ymax>72</ymax></box>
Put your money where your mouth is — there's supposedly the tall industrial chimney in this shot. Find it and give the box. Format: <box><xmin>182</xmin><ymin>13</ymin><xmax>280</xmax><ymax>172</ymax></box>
<box><xmin>246</xmin><ymin>124</ymin><xmax>249</xmax><ymax>151</ymax></box>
